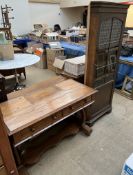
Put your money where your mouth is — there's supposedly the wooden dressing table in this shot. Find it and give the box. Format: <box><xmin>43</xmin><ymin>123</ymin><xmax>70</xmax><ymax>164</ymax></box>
<box><xmin>0</xmin><ymin>76</ymin><xmax>97</xmax><ymax>170</ymax></box>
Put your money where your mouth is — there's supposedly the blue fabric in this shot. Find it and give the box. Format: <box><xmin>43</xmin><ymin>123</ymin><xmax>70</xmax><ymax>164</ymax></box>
<box><xmin>60</xmin><ymin>41</ymin><xmax>86</xmax><ymax>57</ymax></box>
<box><xmin>115</xmin><ymin>56</ymin><xmax>133</xmax><ymax>88</ymax></box>
<box><xmin>13</xmin><ymin>38</ymin><xmax>32</xmax><ymax>48</ymax></box>
<box><xmin>13</xmin><ymin>39</ymin><xmax>50</xmax><ymax>49</ymax></box>
<box><xmin>120</xmin><ymin>56</ymin><xmax>133</xmax><ymax>62</ymax></box>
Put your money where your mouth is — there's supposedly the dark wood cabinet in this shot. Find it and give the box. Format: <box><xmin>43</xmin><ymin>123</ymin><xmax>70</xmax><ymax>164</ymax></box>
<box><xmin>85</xmin><ymin>2</ymin><xmax>129</xmax><ymax>123</ymax></box>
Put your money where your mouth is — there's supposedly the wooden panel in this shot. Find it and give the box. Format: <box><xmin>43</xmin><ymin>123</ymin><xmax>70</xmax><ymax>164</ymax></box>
<box><xmin>29</xmin><ymin>0</ymin><xmax>60</xmax><ymax>3</ymax></box>
<box><xmin>86</xmin><ymin>81</ymin><xmax>114</xmax><ymax>122</ymax></box>
<box><xmin>0</xmin><ymin>110</ymin><xmax>19</xmax><ymax>175</ymax></box>
<box><xmin>0</xmin><ymin>166</ymin><xmax>7</xmax><ymax>175</ymax></box>
<box><xmin>1</xmin><ymin>78</ymin><xmax>96</xmax><ymax>135</ymax></box>
<box><xmin>0</xmin><ymin>155</ymin><xmax>3</xmax><ymax>167</ymax></box>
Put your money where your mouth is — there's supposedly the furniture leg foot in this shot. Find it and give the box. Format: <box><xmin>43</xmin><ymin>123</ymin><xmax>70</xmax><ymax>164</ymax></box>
<box><xmin>81</xmin><ymin>123</ymin><xmax>92</xmax><ymax>136</ymax></box>
<box><xmin>24</xmin><ymin>71</ymin><xmax>26</xmax><ymax>80</ymax></box>
<box><xmin>14</xmin><ymin>83</ymin><xmax>26</xmax><ymax>91</ymax></box>
<box><xmin>80</xmin><ymin>109</ymin><xmax>93</xmax><ymax>136</ymax></box>
<box><xmin>85</xmin><ymin>121</ymin><xmax>94</xmax><ymax>127</ymax></box>
<box><xmin>18</xmin><ymin>166</ymin><xmax>29</xmax><ymax>175</ymax></box>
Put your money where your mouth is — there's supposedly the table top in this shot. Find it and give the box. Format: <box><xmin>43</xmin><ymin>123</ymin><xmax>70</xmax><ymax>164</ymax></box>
<box><xmin>0</xmin><ymin>76</ymin><xmax>96</xmax><ymax>135</ymax></box>
<box><xmin>0</xmin><ymin>54</ymin><xmax>40</xmax><ymax>70</ymax></box>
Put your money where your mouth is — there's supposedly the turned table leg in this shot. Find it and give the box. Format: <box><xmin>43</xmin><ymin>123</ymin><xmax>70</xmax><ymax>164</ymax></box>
<box><xmin>81</xmin><ymin>109</ymin><xmax>92</xmax><ymax>136</ymax></box>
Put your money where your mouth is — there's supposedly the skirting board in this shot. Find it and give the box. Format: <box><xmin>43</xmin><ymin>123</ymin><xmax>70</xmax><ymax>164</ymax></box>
<box><xmin>29</xmin><ymin>0</ymin><xmax>60</xmax><ymax>3</ymax></box>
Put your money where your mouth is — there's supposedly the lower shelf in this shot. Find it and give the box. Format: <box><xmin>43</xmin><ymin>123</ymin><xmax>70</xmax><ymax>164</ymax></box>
<box><xmin>18</xmin><ymin>119</ymin><xmax>80</xmax><ymax>166</ymax></box>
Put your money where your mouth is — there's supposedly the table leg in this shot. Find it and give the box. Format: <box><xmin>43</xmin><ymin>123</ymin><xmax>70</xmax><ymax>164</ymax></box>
<box><xmin>81</xmin><ymin>109</ymin><xmax>92</xmax><ymax>136</ymax></box>
<box><xmin>14</xmin><ymin>69</ymin><xmax>26</xmax><ymax>91</ymax></box>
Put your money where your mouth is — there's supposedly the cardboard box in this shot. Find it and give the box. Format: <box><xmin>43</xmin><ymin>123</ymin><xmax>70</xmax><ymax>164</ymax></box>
<box><xmin>0</xmin><ymin>41</ymin><xmax>14</xmax><ymax>60</ymax></box>
<box><xmin>34</xmin><ymin>48</ymin><xmax>47</xmax><ymax>69</ymax></box>
<box><xmin>121</xmin><ymin>153</ymin><xmax>133</xmax><ymax>175</ymax></box>
<box><xmin>46</xmin><ymin>48</ymin><xmax>64</xmax><ymax>72</ymax></box>
<box><xmin>34</xmin><ymin>54</ymin><xmax>47</xmax><ymax>69</ymax></box>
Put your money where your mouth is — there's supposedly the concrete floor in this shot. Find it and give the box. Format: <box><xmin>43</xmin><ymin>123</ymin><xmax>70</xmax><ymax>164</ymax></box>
<box><xmin>16</xmin><ymin>66</ymin><xmax>133</xmax><ymax>175</ymax></box>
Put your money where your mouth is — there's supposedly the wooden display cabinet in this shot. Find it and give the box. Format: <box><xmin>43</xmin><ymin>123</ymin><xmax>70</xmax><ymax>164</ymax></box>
<box><xmin>85</xmin><ymin>1</ymin><xmax>129</xmax><ymax>123</ymax></box>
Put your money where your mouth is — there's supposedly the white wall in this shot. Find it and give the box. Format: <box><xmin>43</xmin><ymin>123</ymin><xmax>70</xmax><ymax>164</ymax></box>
<box><xmin>0</xmin><ymin>0</ymin><xmax>32</xmax><ymax>35</ymax></box>
<box><xmin>0</xmin><ymin>1</ymin><xmax>84</xmax><ymax>34</ymax></box>
<box><xmin>29</xmin><ymin>3</ymin><xmax>83</xmax><ymax>30</ymax></box>
<box><xmin>1</xmin><ymin>0</ymin><xmax>126</xmax><ymax>35</ymax></box>
<box><xmin>60</xmin><ymin>0</ymin><xmax>127</xmax><ymax>8</ymax></box>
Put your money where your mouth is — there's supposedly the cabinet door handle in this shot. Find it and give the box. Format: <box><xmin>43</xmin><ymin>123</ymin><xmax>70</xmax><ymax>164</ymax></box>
<box><xmin>10</xmin><ymin>170</ymin><xmax>15</xmax><ymax>175</ymax></box>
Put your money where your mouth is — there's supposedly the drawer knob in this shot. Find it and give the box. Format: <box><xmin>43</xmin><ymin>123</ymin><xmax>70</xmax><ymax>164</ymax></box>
<box><xmin>10</xmin><ymin>170</ymin><xmax>15</xmax><ymax>175</ymax></box>
<box><xmin>85</xmin><ymin>99</ymin><xmax>88</xmax><ymax>103</ymax></box>
<box><xmin>70</xmin><ymin>106</ymin><xmax>74</xmax><ymax>110</ymax></box>
<box><xmin>53</xmin><ymin>116</ymin><xmax>57</xmax><ymax>119</ymax></box>
<box><xmin>30</xmin><ymin>128</ymin><xmax>36</xmax><ymax>132</ymax></box>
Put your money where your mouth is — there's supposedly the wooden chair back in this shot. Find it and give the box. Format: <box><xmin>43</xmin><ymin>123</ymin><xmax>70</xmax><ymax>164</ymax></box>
<box><xmin>0</xmin><ymin>74</ymin><xmax>7</xmax><ymax>103</ymax></box>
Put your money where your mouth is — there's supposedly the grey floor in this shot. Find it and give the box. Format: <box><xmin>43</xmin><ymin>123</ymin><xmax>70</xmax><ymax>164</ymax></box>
<box><xmin>16</xmin><ymin>66</ymin><xmax>133</xmax><ymax>175</ymax></box>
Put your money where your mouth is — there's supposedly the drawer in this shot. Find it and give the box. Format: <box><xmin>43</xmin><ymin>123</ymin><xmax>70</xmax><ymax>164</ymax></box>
<box><xmin>0</xmin><ymin>155</ymin><xmax>3</xmax><ymax>167</ymax></box>
<box><xmin>0</xmin><ymin>166</ymin><xmax>7</xmax><ymax>175</ymax></box>
<box><xmin>52</xmin><ymin>111</ymin><xmax>63</xmax><ymax>122</ymax></box>
<box><xmin>13</xmin><ymin>117</ymin><xmax>53</xmax><ymax>145</ymax></box>
<box><xmin>13</xmin><ymin>98</ymin><xmax>93</xmax><ymax>146</ymax></box>
<box><xmin>71</xmin><ymin>100</ymin><xmax>85</xmax><ymax>111</ymax></box>
<box><xmin>63</xmin><ymin>99</ymin><xmax>88</xmax><ymax>117</ymax></box>
<box><xmin>63</xmin><ymin>107</ymin><xmax>72</xmax><ymax>116</ymax></box>
<box><xmin>84</xmin><ymin>96</ymin><xmax>92</xmax><ymax>105</ymax></box>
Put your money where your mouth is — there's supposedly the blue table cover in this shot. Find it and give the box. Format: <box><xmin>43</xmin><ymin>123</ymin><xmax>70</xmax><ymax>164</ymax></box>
<box><xmin>115</xmin><ymin>56</ymin><xmax>133</xmax><ymax>88</ymax></box>
<box><xmin>13</xmin><ymin>38</ymin><xmax>32</xmax><ymax>48</ymax></box>
<box><xmin>60</xmin><ymin>41</ymin><xmax>86</xmax><ymax>57</ymax></box>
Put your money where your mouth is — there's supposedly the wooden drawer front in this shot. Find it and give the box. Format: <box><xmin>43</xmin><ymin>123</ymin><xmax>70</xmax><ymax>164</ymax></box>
<box><xmin>71</xmin><ymin>100</ymin><xmax>85</xmax><ymax>111</ymax></box>
<box><xmin>0</xmin><ymin>166</ymin><xmax>7</xmax><ymax>175</ymax></box>
<box><xmin>13</xmin><ymin>117</ymin><xmax>52</xmax><ymax>145</ymax></box>
<box><xmin>84</xmin><ymin>97</ymin><xmax>92</xmax><ymax>105</ymax></box>
<box><xmin>0</xmin><ymin>155</ymin><xmax>3</xmax><ymax>167</ymax></box>
<box><xmin>13</xmin><ymin>128</ymin><xmax>32</xmax><ymax>145</ymax></box>
<box><xmin>52</xmin><ymin>112</ymin><xmax>63</xmax><ymax>122</ymax></box>
<box><xmin>62</xmin><ymin>98</ymin><xmax>92</xmax><ymax>117</ymax></box>
<box><xmin>13</xmin><ymin>98</ymin><xmax>93</xmax><ymax>146</ymax></box>
<box><xmin>63</xmin><ymin>107</ymin><xmax>72</xmax><ymax>116</ymax></box>
<box><xmin>29</xmin><ymin>117</ymin><xmax>53</xmax><ymax>136</ymax></box>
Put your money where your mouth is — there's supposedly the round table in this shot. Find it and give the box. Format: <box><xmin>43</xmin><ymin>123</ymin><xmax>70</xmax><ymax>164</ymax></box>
<box><xmin>0</xmin><ymin>54</ymin><xmax>40</xmax><ymax>90</ymax></box>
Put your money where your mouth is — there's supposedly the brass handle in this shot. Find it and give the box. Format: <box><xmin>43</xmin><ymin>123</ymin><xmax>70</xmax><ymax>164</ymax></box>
<box><xmin>85</xmin><ymin>98</ymin><xmax>90</xmax><ymax>103</ymax></box>
<box><xmin>30</xmin><ymin>128</ymin><xmax>36</xmax><ymax>132</ymax></box>
<box><xmin>70</xmin><ymin>106</ymin><xmax>74</xmax><ymax>110</ymax></box>
<box><xmin>53</xmin><ymin>115</ymin><xmax>57</xmax><ymax>120</ymax></box>
<box><xmin>10</xmin><ymin>170</ymin><xmax>15</xmax><ymax>175</ymax></box>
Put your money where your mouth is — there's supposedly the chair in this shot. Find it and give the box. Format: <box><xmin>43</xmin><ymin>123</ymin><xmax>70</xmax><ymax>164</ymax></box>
<box><xmin>0</xmin><ymin>74</ymin><xmax>7</xmax><ymax>103</ymax></box>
